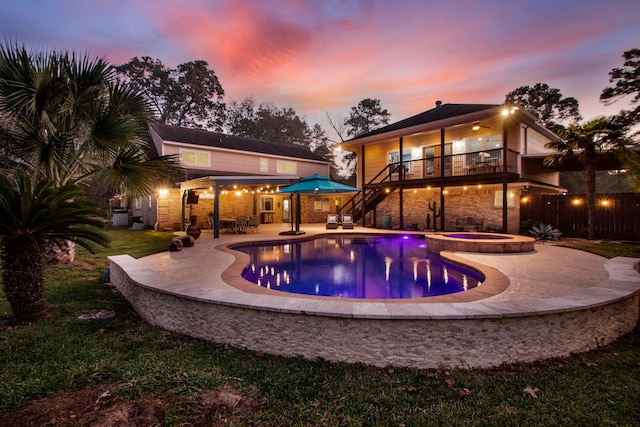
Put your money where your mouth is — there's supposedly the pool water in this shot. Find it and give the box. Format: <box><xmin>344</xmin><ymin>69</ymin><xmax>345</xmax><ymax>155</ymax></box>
<box><xmin>235</xmin><ymin>235</ymin><xmax>483</xmax><ymax>299</ymax></box>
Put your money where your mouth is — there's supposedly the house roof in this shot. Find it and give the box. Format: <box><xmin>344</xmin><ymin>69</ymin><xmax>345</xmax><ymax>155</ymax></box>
<box><xmin>343</xmin><ymin>102</ymin><xmax>557</xmax><ymax>145</ymax></box>
<box><xmin>150</xmin><ymin>123</ymin><xmax>327</xmax><ymax>163</ymax></box>
<box><xmin>352</xmin><ymin>103</ymin><xmax>499</xmax><ymax>140</ymax></box>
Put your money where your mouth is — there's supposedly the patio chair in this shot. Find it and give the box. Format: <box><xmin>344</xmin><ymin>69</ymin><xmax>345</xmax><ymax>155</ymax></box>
<box><xmin>341</xmin><ymin>214</ymin><xmax>354</xmax><ymax>229</ymax></box>
<box><xmin>235</xmin><ymin>216</ymin><xmax>249</xmax><ymax>234</ymax></box>
<box><xmin>248</xmin><ymin>215</ymin><xmax>260</xmax><ymax>233</ymax></box>
<box><xmin>326</xmin><ymin>214</ymin><xmax>339</xmax><ymax>229</ymax></box>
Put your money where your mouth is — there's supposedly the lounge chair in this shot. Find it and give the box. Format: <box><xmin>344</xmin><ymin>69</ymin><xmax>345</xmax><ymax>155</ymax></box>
<box><xmin>342</xmin><ymin>214</ymin><xmax>354</xmax><ymax>229</ymax></box>
<box><xmin>326</xmin><ymin>214</ymin><xmax>339</xmax><ymax>229</ymax></box>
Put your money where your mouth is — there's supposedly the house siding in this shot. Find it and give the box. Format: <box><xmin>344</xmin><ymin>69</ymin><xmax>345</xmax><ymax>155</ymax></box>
<box><xmin>526</xmin><ymin>127</ymin><xmax>555</xmax><ymax>154</ymax></box>
<box><xmin>163</xmin><ymin>142</ymin><xmax>328</xmax><ymax>177</ymax></box>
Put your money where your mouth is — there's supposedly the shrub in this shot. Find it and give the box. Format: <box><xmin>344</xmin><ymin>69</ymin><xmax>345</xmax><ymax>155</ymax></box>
<box><xmin>519</xmin><ymin>218</ymin><xmax>539</xmax><ymax>235</ymax></box>
<box><xmin>529</xmin><ymin>223</ymin><xmax>562</xmax><ymax>240</ymax></box>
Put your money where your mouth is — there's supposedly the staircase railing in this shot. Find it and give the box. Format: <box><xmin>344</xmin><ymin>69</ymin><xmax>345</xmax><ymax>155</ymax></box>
<box><xmin>339</xmin><ymin>162</ymin><xmax>402</xmax><ymax>223</ymax></box>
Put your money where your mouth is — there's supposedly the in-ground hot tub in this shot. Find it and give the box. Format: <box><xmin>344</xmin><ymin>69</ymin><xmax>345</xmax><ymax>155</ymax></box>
<box><xmin>426</xmin><ymin>232</ymin><xmax>535</xmax><ymax>253</ymax></box>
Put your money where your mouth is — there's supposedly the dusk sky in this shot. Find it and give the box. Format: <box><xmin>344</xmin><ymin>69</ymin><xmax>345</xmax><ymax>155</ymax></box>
<box><xmin>2</xmin><ymin>0</ymin><xmax>639</xmax><ymax>139</ymax></box>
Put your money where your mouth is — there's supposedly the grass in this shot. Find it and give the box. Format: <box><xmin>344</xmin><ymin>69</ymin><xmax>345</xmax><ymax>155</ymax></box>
<box><xmin>1</xmin><ymin>229</ymin><xmax>639</xmax><ymax>425</ymax></box>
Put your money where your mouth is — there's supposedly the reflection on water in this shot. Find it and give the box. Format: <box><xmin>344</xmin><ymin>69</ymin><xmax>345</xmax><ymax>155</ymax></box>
<box><xmin>236</xmin><ymin>235</ymin><xmax>483</xmax><ymax>299</ymax></box>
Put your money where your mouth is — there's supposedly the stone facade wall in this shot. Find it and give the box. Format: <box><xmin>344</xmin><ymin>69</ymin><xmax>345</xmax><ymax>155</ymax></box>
<box><xmin>109</xmin><ymin>257</ymin><xmax>640</xmax><ymax>370</ymax></box>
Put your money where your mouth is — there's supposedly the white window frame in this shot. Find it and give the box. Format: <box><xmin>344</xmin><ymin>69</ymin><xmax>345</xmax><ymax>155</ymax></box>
<box><xmin>261</xmin><ymin>197</ymin><xmax>274</xmax><ymax>212</ymax></box>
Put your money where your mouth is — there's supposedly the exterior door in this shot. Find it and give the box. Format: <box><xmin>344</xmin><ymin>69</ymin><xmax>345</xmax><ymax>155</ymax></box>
<box><xmin>282</xmin><ymin>198</ymin><xmax>291</xmax><ymax>222</ymax></box>
<box><xmin>424</xmin><ymin>144</ymin><xmax>451</xmax><ymax>177</ymax></box>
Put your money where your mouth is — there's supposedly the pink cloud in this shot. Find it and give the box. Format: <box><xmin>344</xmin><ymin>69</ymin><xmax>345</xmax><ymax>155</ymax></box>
<box><xmin>34</xmin><ymin>0</ymin><xmax>633</xmax><ymax>127</ymax></box>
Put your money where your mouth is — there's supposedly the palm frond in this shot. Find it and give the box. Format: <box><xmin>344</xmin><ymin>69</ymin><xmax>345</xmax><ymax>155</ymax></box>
<box><xmin>85</xmin><ymin>147</ymin><xmax>182</xmax><ymax>197</ymax></box>
<box><xmin>0</xmin><ymin>171</ymin><xmax>109</xmax><ymax>251</ymax></box>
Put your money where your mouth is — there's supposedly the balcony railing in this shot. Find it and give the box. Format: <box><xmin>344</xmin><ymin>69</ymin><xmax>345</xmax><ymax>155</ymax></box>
<box><xmin>377</xmin><ymin>148</ymin><xmax>518</xmax><ymax>183</ymax></box>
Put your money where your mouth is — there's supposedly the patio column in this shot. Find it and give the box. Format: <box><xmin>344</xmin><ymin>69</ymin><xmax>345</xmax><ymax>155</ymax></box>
<box><xmin>360</xmin><ymin>144</ymin><xmax>366</xmax><ymax>227</ymax></box>
<box><xmin>213</xmin><ymin>182</ymin><xmax>220</xmax><ymax>238</ymax></box>
<box><xmin>399</xmin><ymin>136</ymin><xmax>404</xmax><ymax>230</ymax></box>
<box><xmin>180</xmin><ymin>190</ymin><xmax>187</xmax><ymax>232</ymax></box>
<box><xmin>502</xmin><ymin>120</ymin><xmax>509</xmax><ymax>232</ymax></box>
<box><xmin>440</xmin><ymin>128</ymin><xmax>446</xmax><ymax>231</ymax></box>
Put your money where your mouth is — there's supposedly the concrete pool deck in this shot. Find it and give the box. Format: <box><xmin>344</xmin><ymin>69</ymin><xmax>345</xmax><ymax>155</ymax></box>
<box><xmin>129</xmin><ymin>224</ymin><xmax>612</xmax><ymax>301</ymax></box>
<box><xmin>108</xmin><ymin>223</ymin><xmax>640</xmax><ymax>369</ymax></box>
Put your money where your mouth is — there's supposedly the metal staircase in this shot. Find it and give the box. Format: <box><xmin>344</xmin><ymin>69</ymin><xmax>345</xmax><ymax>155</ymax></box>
<box><xmin>339</xmin><ymin>163</ymin><xmax>401</xmax><ymax>224</ymax></box>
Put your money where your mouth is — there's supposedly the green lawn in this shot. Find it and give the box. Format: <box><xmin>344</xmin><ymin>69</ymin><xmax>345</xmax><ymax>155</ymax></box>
<box><xmin>1</xmin><ymin>229</ymin><xmax>639</xmax><ymax>426</ymax></box>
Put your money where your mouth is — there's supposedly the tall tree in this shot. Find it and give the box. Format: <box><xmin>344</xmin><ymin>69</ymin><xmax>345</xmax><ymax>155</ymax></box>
<box><xmin>505</xmin><ymin>83</ymin><xmax>581</xmax><ymax>132</ymax></box>
<box><xmin>116</xmin><ymin>57</ymin><xmax>226</xmax><ymax>131</ymax></box>
<box><xmin>309</xmin><ymin>123</ymin><xmax>341</xmax><ymax>178</ymax></box>
<box><xmin>0</xmin><ymin>42</ymin><xmax>181</xmax><ymax>322</ymax></box>
<box><xmin>226</xmin><ymin>97</ymin><xmax>311</xmax><ymax>146</ymax></box>
<box><xmin>600</xmin><ymin>48</ymin><xmax>640</xmax><ymax>125</ymax></box>
<box><xmin>600</xmin><ymin>48</ymin><xmax>640</xmax><ymax>193</ymax></box>
<box><xmin>340</xmin><ymin>98</ymin><xmax>391</xmax><ymax>178</ymax></box>
<box><xmin>344</xmin><ymin>98</ymin><xmax>391</xmax><ymax>138</ymax></box>
<box><xmin>544</xmin><ymin>117</ymin><xmax>631</xmax><ymax>239</ymax></box>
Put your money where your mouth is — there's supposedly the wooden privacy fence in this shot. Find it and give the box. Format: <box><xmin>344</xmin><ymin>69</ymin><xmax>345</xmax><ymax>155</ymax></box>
<box><xmin>520</xmin><ymin>193</ymin><xmax>640</xmax><ymax>240</ymax></box>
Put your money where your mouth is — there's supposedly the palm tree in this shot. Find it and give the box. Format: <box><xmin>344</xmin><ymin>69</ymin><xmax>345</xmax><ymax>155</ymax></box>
<box><xmin>0</xmin><ymin>41</ymin><xmax>181</xmax><ymax>194</ymax></box>
<box><xmin>0</xmin><ymin>42</ymin><xmax>182</xmax><ymax>322</ymax></box>
<box><xmin>0</xmin><ymin>173</ymin><xmax>109</xmax><ymax>322</ymax></box>
<box><xmin>625</xmin><ymin>153</ymin><xmax>640</xmax><ymax>193</ymax></box>
<box><xmin>544</xmin><ymin>117</ymin><xmax>631</xmax><ymax>239</ymax></box>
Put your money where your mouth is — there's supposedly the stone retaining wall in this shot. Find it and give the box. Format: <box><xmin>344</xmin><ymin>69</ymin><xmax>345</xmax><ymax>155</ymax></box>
<box><xmin>108</xmin><ymin>255</ymin><xmax>640</xmax><ymax>369</ymax></box>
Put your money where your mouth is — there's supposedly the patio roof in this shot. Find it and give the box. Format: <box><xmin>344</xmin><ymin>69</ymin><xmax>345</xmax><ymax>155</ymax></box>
<box><xmin>179</xmin><ymin>175</ymin><xmax>300</xmax><ymax>191</ymax></box>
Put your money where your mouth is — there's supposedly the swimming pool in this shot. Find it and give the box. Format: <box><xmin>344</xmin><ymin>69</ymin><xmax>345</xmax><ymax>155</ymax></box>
<box><xmin>234</xmin><ymin>235</ymin><xmax>483</xmax><ymax>299</ymax></box>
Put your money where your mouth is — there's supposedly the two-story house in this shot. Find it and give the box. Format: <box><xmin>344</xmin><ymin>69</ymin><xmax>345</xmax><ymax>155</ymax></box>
<box><xmin>338</xmin><ymin>102</ymin><xmax>562</xmax><ymax>233</ymax></box>
<box><xmin>124</xmin><ymin>123</ymin><xmax>333</xmax><ymax>236</ymax></box>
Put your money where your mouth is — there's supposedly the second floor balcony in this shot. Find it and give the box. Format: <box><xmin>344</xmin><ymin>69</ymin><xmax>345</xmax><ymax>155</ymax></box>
<box><xmin>366</xmin><ymin>148</ymin><xmax>519</xmax><ymax>187</ymax></box>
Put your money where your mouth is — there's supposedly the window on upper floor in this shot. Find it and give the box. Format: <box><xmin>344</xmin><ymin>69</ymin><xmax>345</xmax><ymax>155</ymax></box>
<box><xmin>276</xmin><ymin>160</ymin><xmax>297</xmax><ymax>174</ymax></box>
<box><xmin>388</xmin><ymin>150</ymin><xmax>413</xmax><ymax>173</ymax></box>
<box><xmin>259</xmin><ymin>158</ymin><xmax>269</xmax><ymax>172</ymax></box>
<box><xmin>180</xmin><ymin>149</ymin><xmax>210</xmax><ymax>167</ymax></box>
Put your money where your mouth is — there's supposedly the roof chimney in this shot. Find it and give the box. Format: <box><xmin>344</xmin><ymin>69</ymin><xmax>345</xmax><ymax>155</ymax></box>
<box><xmin>435</xmin><ymin>100</ymin><xmax>442</xmax><ymax>108</ymax></box>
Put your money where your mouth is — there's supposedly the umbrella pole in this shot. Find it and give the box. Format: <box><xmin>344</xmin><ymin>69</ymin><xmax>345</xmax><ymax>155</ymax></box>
<box><xmin>290</xmin><ymin>193</ymin><xmax>294</xmax><ymax>233</ymax></box>
<box><xmin>279</xmin><ymin>191</ymin><xmax>305</xmax><ymax>235</ymax></box>
<box><xmin>296</xmin><ymin>192</ymin><xmax>301</xmax><ymax>232</ymax></box>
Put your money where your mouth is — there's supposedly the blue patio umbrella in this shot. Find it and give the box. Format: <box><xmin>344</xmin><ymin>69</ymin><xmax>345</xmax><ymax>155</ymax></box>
<box><xmin>277</xmin><ymin>174</ymin><xmax>360</xmax><ymax>235</ymax></box>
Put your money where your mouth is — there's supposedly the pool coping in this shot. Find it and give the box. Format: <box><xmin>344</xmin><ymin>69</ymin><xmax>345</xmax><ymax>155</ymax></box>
<box><xmin>218</xmin><ymin>234</ymin><xmax>510</xmax><ymax>303</ymax></box>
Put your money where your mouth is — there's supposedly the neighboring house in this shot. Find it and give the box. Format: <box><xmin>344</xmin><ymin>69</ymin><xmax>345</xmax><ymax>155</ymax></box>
<box><xmin>121</xmin><ymin>123</ymin><xmax>333</xmax><ymax>234</ymax></box>
<box><xmin>337</xmin><ymin>102</ymin><xmax>562</xmax><ymax>233</ymax></box>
